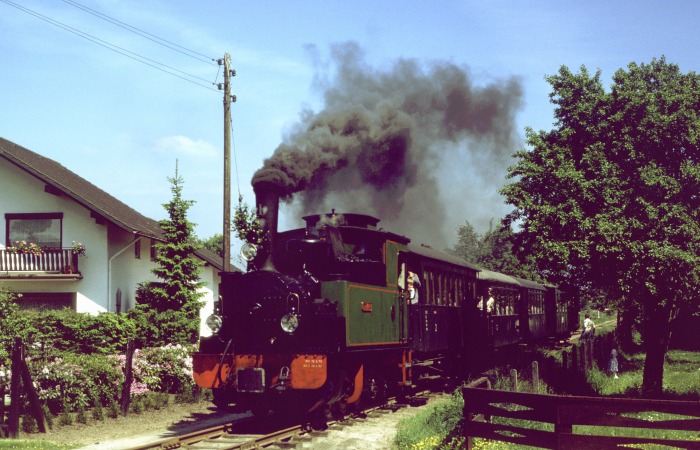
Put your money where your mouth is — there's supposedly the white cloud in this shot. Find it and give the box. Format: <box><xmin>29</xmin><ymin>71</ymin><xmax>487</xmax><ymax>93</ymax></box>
<box><xmin>154</xmin><ymin>135</ymin><xmax>217</xmax><ymax>158</ymax></box>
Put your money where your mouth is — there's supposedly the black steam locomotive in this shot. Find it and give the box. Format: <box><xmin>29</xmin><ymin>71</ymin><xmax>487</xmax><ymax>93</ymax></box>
<box><xmin>192</xmin><ymin>181</ymin><xmax>577</xmax><ymax>417</ymax></box>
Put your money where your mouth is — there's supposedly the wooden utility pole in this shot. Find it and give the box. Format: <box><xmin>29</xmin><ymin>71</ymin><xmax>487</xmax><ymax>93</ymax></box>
<box><xmin>220</xmin><ymin>53</ymin><xmax>234</xmax><ymax>272</ymax></box>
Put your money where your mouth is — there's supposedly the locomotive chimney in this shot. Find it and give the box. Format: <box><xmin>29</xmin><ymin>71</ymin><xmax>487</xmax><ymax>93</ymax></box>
<box><xmin>252</xmin><ymin>173</ymin><xmax>285</xmax><ymax>271</ymax></box>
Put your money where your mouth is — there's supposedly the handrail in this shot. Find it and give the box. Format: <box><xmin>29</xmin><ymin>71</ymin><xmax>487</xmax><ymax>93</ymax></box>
<box><xmin>0</xmin><ymin>249</ymin><xmax>79</xmax><ymax>273</ymax></box>
<box><xmin>462</xmin><ymin>387</ymin><xmax>700</xmax><ymax>449</ymax></box>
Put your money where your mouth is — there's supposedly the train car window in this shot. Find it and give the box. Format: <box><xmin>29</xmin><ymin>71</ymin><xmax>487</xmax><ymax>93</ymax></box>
<box><xmin>424</xmin><ymin>270</ymin><xmax>432</xmax><ymax>305</ymax></box>
<box><xmin>438</xmin><ymin>270</ymin><xmax>446</xmax><ymax>305</ymax></box>
<box><xmin>455</xmin><ymin>277</ymin><xmax>460</xmax><ymax>306</ymax></box>
<box><xmin>398</xmin><ymin>262</ymin><xmax>406</xmax><ymax>291</ymax></box>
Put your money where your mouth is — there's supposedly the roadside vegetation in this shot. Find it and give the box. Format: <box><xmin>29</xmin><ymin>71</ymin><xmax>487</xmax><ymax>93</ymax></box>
<box><xmin>394</xmin><ymin>342</ymin><xmax>699</xmax><ymax>449</ymax></box>
<box><xmin>0</xmin><ymin>170</ymin><xmax>206</xmax><ymax>442</ymax></box>
<box><xmin>0</xmin><ymin>440</ymin><xmax>77</xmax><ymax>449</ymax></box>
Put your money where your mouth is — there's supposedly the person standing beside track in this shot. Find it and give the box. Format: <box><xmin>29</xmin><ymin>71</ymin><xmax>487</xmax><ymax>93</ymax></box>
<box><xmin>581</xmin><ymin>313</ymin><xmax>595</xmax><ymax>341</ymax></box>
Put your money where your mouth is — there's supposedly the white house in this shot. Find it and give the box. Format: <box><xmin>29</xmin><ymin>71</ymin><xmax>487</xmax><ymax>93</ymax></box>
<box><xmin>0</xmin><ymin>137</ymin><xmax>233</xmax><ymax>336</ymax></box>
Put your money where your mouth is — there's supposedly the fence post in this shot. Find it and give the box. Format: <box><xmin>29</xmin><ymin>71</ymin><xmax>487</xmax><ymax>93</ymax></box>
<box><xmin>510</xmin><ymin>369</ymin><xmax>518</xmax><ymax>392</ymax></box>
<box><xmin>571</xmin><ymin>346</ymin><xmax>578</xmax><ymax>373</ymax></box>
<box><xmin>8</xmin><ymin>338</ymin><xmax>21</xmax><ymax>439</ymax></box>
<box><xmin>120</xmin><ymin>340</ymin><xmax>135</xmax><ymax>416</ymax></box>
<box><xmin>18</xmin><ymin>343</ymin><xmax>45</xmax><ymax>433</ymax></box>
<box><xmin>0</xmin><ymin>384</ymin><xmax>5</xmax><ymax>437</ymax></box>
<box><xmin>532</xmin><ymin>361</ymin><xmax>539</xmax><ymax>393</ymax></box>
<box><xmin>554</xmin><ymin>403</ymin><xmax>573</xmax><ymax>448</ymax></box>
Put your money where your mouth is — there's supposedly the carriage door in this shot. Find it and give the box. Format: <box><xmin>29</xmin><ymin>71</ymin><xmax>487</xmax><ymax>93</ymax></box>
<box><xmin>386</xmin><ymin>241</ymin><xmax>404</xmax><ymax>344</ymax></box>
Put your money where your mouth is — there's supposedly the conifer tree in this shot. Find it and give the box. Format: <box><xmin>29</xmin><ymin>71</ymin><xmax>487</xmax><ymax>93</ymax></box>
<box><xmin>131</xmin><ymin>163</ymin><xmax>205</xmax><ymax>345</ymax></box>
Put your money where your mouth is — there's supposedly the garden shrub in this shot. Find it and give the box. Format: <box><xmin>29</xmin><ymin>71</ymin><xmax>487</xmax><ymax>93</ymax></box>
<box><xmin>30</xmin><ymin>353</ymin><xmax>123</xmax><ymax>414</ymax></box>
<box><xmin>112</xmin><ymin>344</ymin><xmax>196</xmax><ymax>397</ymax></box>
<box><xmin>127</xmin><ymin>306</ymin><xmax>198</xmax><ymax>348</ymax></box>
<box><xmin>22</xmin><ymin>309</ymin><xmax>136</xmax><ymax>357</ymax></box>
<box><xmin>107</xmin><ymin>400</ymin><xmax>120</xmax><ymax>419</ymax></box>
<box><xmin>42</xmin><ymin>405</ymin><xmax>54</xmax><ymax>430</ymax></box>
<box><xmin>0</xmin><ymin>287</ymin><xmax>34</xmax><ymax>366</ymax></box>
<box><xmin>76</xmin><ymin>403</ymin><xmax>88</xmax><ymax>424</ymax></box>
<box><xmin>394</xmin><ymin>390</ymin><xmax>464</xmax><ymax>449</ymax></box>
<box><xmin>91</xmin><ymin>394</ymin><xmax>105</xmax><ymax>421</ymax></box>
<box><xmin>21</xmin><ymin>414</ymin><xmax>38</xmax><ymax>433</ymax></box>
<box><xmin>2</xmin><ymin>286</ymin><xmax>200</xmax><ymax>421</ymax></box>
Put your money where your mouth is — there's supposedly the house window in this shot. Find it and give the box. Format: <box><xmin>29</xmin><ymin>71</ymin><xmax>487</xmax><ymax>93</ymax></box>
<box><xmin>6</xmin><ymin>213</ymin><xmax>63</xmax><ymax>248</ymax></box>
<box><xmin>150</xmin><ymin>241</ymin><xmax>158</xmax><ymax>261</ymax></box>
<box><xmin>134</xmin><ymin>240</ymin><xmax>141</xmax><ymax>259</ymax></box>
<box><xmin>16</xmin><ymin>292</ymin><xmax>76</xmax><ymax>311</ymax></box>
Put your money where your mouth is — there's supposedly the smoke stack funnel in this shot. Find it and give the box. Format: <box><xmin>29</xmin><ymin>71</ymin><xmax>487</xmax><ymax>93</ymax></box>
<box><xmin>252</xmin><ymin>169</ymin><xmax>286</xmax><ymax>271</ymax></box>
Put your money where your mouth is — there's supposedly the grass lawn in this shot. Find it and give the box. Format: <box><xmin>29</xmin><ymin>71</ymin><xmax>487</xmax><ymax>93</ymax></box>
<box><xmin>588</xmin><ymin>349</ymin><xmax>700</xmax><ymax>399</ymax></box>
<box><xmin>394</xmin><ymin>345</ymin><xmax>699</xmax><ymax>449</ymax></box>
<box><xmin>0</xmin><ymin>441</ymin><xmax>78</xmax><ymax>449</ymax></box>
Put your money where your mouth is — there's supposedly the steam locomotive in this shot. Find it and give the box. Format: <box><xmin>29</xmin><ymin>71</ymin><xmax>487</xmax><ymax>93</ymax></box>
<box><xmin>192</xmin><ymin>181</ymin><xmax>577</xmax><ymax>417</ymax></box>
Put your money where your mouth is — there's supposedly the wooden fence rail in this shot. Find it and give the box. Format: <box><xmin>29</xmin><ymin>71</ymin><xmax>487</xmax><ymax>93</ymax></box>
<box><xmin>463</xmin><ymin>386</ymin><xmax>700</xmax><ymax>449</ymax></box>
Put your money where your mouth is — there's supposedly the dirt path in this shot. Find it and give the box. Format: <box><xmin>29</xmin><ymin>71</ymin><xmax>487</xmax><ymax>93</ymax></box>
<box><xmin>20</xmin><ymin>395</ymin><xmax>448</xmax><ymax>449</ymax></box>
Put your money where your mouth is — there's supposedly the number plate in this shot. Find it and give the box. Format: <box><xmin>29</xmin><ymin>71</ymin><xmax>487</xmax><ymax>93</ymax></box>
<box><xmin>236</xmin><ymin>367</ymin><xmax>265</xmax><ymax>393</ymax></box>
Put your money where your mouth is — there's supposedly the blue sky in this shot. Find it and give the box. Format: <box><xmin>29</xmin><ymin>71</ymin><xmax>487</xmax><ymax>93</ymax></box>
<box><xmin>2</xmin><ymin>1</ymin><xmax>699</xmax><ymax>251</ymax></box>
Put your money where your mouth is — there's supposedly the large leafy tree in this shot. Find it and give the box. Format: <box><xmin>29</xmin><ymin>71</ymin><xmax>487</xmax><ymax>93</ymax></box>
<box><xmin>450</xmin><ymin>219</ymin><xmax>536</xmax><ymax>279</ymax></box>
<box><xmin>195</xmin><ymin>233</ymin><xmax>224</xmax><ymax>258</ymax></box>
<box><xmin>501</xmin><ymin>57</ymin><xmax>700</xmax><ymax>397</ymax></box>
<box><xmin>131</xmin><ymin>165</ymin><xmax>205</xmax><ymax>345</ymax></box>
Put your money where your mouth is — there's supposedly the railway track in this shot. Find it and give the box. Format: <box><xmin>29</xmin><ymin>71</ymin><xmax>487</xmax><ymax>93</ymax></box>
<box><xmin>122</xmin><ymin>392</ymin><xmax>439</xmax><ymax>450</ymax></box>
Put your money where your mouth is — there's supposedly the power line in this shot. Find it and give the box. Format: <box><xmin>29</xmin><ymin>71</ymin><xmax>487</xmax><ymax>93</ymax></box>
<box><xmin>0</xmin><ymin>0</ymin><xmax>219</xmax><ymax>93</ymax></box>
<box><xmin>61</xmin><ymin>0</ymin><xmax>216</xmax><ymax>65</ymax></box>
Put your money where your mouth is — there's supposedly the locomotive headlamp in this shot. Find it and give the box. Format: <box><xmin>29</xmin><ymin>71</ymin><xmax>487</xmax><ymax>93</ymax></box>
<box><xmin>240</xmin><ymin>243</ymin><xmax>258</xmax><ymax>262</ymax></box>
<box><xmin>205</xmin><ymin>314</ymin><xmax>223</xmax><ymax>333</ymax></box>
<box><xmin>280</xmin><ymin>313</ymin><xmax>299</xmax><ymax>333</ymax></box>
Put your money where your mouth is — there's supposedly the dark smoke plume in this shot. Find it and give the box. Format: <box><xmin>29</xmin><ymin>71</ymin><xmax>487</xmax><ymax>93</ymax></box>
<box><xmin>253</xmin><ymin>42</ymin><xmax>523</xmax><ymax>248</ymax></box>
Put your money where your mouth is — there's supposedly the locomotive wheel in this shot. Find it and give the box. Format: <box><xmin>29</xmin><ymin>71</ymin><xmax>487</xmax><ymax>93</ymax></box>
<box><xmin>212</xmin><ymin>387</ymin><xmax>231</xmax><ymax>409</ymax></box>
<box><xmin>251</xmin><ymin>404</ymin><xmax>270</xmax><ymax>418</ymax></box>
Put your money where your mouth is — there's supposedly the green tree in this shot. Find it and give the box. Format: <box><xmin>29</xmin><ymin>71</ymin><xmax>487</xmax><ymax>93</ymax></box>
<box><xmin>131</xmin><ymin>164</ymin><xmax>205</xmax><ymax>345</ymax></box>
<box><xmin>0</xmin><ymin>287</ymin><xmax>27</xmax><ymax>364</ymax></box>
<box><xmin>501</xmin><ymin>57</ymin><xmax>700</xmax><ymax>397</ymax></box>
<box><xmin>195</xmin><ymin>233</ymin><xmax>224</xmax><ymax>258</ymax></box>
<box><xmin>450</xmin><ymin>219</ymin><xmax>535</xmax><ymax>278</ymax></box>
<box><xmin>450</xmin><ymin>221</ymin><xmax>482</xmax><ymax>264</ymax></box>
<box><xmin>233</xmin><ymin>195</ymin><xmax>267</xmax><ymax>248</ymax></box>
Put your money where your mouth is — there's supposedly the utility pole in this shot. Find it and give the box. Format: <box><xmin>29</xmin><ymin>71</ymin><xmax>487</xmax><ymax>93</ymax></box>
<box><xmin>219</xmin><ymin>53</ymin><xmax>235</xmax><ymax>272</ymax></box>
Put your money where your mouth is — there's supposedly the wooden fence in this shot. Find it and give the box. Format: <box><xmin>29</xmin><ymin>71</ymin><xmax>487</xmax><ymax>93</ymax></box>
<box><xmin>1</xmin><ymin>338</ymin><xmax>46</xmax><ymax>438</ymax></box>
<box><xmin>1</xmin><ymin>338</ymin><xmax>137</xmax><ymax>439</ymax></box>
<box><xmin>462</xmin><ymin>350</ymin><xmax>700</xmax><ymax>449</ymax></box>
<box><xmin>463</xmin><ymin>381</ymin><xmax>700</xmax><ymax>449</ymax></box>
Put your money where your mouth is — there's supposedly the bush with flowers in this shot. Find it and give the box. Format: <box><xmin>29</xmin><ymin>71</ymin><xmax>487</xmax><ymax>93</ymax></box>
<box><xmin>1</xmin><ymin>287</ymin><xmax>202</xmax><ymax>423</ymax></box>
<box><xmin>6</xmin><ymin>240</ymin><xmax>44</xmax><ymax>255</ymax></box>
<box><xmin>71</xmin><ymin>241</ymin><xmax>86</xmax><ymax>257</ymax></box>
<box><xmin>27</xmin><ymin>344</ymin><xmax>196</xmax><ymax>416</ymax></box>
<box><xmin>112</xmin><ymin>344</ymin><xmax>196</xmax><ymax>397</ymax></box>
<box><xmin>30</xmin><ymin>353</ymin><xmax>124</xmax><ymax>415</ymax></box>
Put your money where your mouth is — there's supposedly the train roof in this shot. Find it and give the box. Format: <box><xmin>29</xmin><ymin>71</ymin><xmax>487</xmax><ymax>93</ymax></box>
<box><xmin>512</xmin><ymin>276</ymin><xmax>547</xmax><ymax>291</ymax></box>
<box><xmin>477</xmin><ymin>269</ymin><xmax>520</xmax><ymax>286</ymax></box>
<box><xmin>478</xmin><ymin>270</ymin><xmax>547</xmax><ymax>291</ymax></box>
<box><xmin>407</xmin><ymin>243</ymin><xmax>480</xmax><ymax>271</ymax></box>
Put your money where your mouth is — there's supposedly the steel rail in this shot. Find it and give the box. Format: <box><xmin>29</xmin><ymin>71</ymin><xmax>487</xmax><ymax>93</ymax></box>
<box><xmin>122</xmin><ymin>390</ymin><xmax>439</xmax><ymax>449</ymax></box>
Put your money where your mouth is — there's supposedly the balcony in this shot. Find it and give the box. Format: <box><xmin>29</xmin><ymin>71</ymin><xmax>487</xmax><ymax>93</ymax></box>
<box><xmin>0</xmin><ymin>249</ymin><xmax>81</xmax><ymax>280</ymax></box>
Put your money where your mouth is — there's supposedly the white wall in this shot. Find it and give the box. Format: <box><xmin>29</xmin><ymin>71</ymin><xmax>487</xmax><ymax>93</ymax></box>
<box><xmin>1</xmin><ymin>159</ymin><xmax>219</xmax><ymax>336</ymax></box>
<box><xmin>1</xmin><ymin>159</ymin><xmax>109</xmax><ymax>312</ymax></box>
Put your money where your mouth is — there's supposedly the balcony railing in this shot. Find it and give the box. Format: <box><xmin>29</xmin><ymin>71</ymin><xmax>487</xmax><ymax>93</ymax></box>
<box><xmin>0</xmin><ymin>249</ymin><xmax>80</xmax><ymax>275</ymax></box>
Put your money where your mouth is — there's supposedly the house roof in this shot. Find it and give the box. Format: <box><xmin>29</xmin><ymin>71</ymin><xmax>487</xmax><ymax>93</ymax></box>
<box><xmin>194</xmin><ymin>246</ymin><xmax>228</xmax><ymax>272</ymax></box>
<box><xmin>0</xmin><ymin>137</ymin><xmax>228</xmax><ymax>272</ymax></box>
